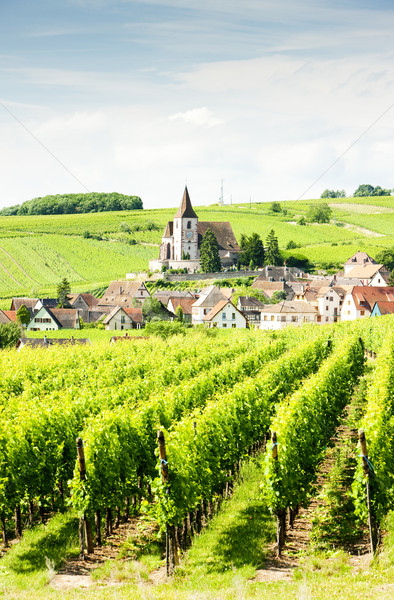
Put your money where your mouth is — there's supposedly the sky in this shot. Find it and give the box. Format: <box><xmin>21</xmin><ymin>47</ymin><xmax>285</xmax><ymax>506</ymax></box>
<box><xmin>1</xmin><ymin>0</ymin><xmax>394</xmax><ymax>211</ymax></box>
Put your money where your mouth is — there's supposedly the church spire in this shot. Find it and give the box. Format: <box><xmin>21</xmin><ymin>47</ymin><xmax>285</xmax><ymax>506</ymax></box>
<box><xmin>174</xmin><ymin>186</ymin><xmax>198</xmax><ymax>219</ymax></box>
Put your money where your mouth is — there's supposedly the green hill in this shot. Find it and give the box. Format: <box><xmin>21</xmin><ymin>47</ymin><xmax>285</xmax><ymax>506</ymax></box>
<box><xmin>0</xmin><ymin>196</ymin><xmax>393</xmax><ymax>301</ymax></box>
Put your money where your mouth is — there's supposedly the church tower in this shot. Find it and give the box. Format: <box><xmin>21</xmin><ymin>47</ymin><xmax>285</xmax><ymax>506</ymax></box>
<box><xmin>173</xmin><ymin>187</ymin><xmax>199</xmax><ymax>261</ymax></box>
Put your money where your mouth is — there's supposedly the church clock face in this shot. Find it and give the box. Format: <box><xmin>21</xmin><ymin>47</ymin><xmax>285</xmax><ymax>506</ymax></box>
<box><xmin>186</xmin><ymin>231</ymin><xmax>193</xmax><ymax>239</ymax></box>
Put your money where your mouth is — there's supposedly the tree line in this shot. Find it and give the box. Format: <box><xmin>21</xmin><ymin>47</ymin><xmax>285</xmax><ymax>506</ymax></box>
<box><xmin>0</xmin><ymin>192</ymin><xmax>143</xmax><ymax>216</ymax></box>
<box><xmin>321</xmin><ymin>184</ymin><xmax>392</xmax><ymax>198</ymax></box>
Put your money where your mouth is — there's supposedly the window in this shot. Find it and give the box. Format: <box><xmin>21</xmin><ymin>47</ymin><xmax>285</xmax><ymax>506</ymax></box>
<box><xmin>329</xmin><ymin>297</ymin><xmax>333</xmax><ymax>302</ymax></box>
<box><xmin>360</xmin><ymin>310</ymin><xmax>365</xmax><ymax>316</ymax></box>
<box><xmin>326</xmin><ymin>306</ymin><xmax>329</xmax><ymax>311</ymax></box>
<box><xmin>347</xmin><ymin>310</ymin><xmax>351</xmax><ymax>315</ymax></box>
<box><xmin>348</xmin><ymin>300</ymin><xmax>351</xmax><ymax>305</ymax></box>
<box><xmin>270</xmin><ymin>315</ymin><xmax>275</xmax><ymax>321</ymax></box>
<box><xmin>222</xmin><ymin>313</ymin><xmax>226</xmax><ymax>320</ymax></box>
<box><xmin>187</xmin><ymin>221</ymin><xmax>191</xmax><ymax>229</ymax></box>
<box><xmin>222</xmin><ymin>323</ymin><xmax>227</xmax><ymax>328</ymax></box>
<box><xmin>232</xmin><ymin>313</ymin><xmax>235</xmax><ymax>320</ymax></box>
<box><xmin>121</xmin><ymin>315</ymin><xmax>125</xmax><ymax>324</ymax></box>
<box><xmin>232</xmin><ymin>324</ymin><xmax>236</xmax><ymax>328</ymax></box>
<box><xmin>264</xmin><ymin>315</ymin><xmax>267</xmax><ymax>321</ymax></box>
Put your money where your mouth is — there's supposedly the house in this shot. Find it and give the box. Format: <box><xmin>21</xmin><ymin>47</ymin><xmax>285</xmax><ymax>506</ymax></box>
<box><xmin>316</xmin><ymin>286</ymin><xmax>346</xmax><ymax>323</ymax></box>
<box><xmin>27</xmin><ymin>307</ymin><xmax>80</xmax><ymax>331</ymax></box>
<box><xmin>33</xmin><ymin>298</ymin><xmax>59</xmax><ymax>312</ymax></box>
<box><xmin>344</xmin><ymin>251</ymin><xmax>377</xmax><ymax>275</ymax></box>
<box><xmin>153</xmin><ymin>290</ymin><xmax>196</xmax><ymax>304</ymax></box>
<box><xmin>102</xmin><ymin>306</ymin><xmax>143</xmax><ymax>330</ymax></box>
<box><xmin>69</xmin><ymin>293</ymin><xmax>100</xmax><ymax>322</ymax></box>
<box><xmin>370</xmin><ymin>301</ymin><xmax>394</xmax><ymax>317</ymax></box>
<box><xmin>167</xmin><ymin>297</ymin><xmax>196</xmax><ymax>323</ymax></box>
<box><xmin>253</xmin><ymin>265</ymin><xmax>305</xmax><ymax>282</ymax></box>
<box><xmin>0</xmin><ymin>310</ymin><xmax>17</xmax><ymax>324</ymax></box>
<box><xmin>203</xmin><ymin>300</ymin><xmax>248</xmax><ymax>329</ymax></box>
<box><xmin>98</xmin><ymin>281</ymin><xmax>150</xmax><ymax>309</ymax></box>
<box><xmin>149</xmin><ymin>187</ymin><xmax>240</xmax><ymax>272</ymax></box>
<box><xmin>260</xmin><ymin>301</ymin><xmax>318</xmax><ymax>330</ymax></box>
<box><xmin>237</xmin><ymin>296</ymin><xmax>265</xmax><ymax>326</ymax></box>
<box><xmin>16</xmin><ymin>336</ymin><xmax>91</xmax><ymax>350</ymax></box>
<box><xmin>10</xmin><ymin>297</ymin><xmax>39</xmax><ymax>316</ymax></box>
<box><xmin>344</xmin><ymin>264</ymin><xmax>390</xmax><ymax>286</ymax></box>
<box><xmin>251</xmin><ymin>279</ymin><xmax>294</xmax><ymax>300</ymax></box>
<box><xmin>341</xmin><ymin>286</ymin><xmax>394</xmax><ymax>321</ymax></box>
<box><xmin>191</xmin><ymin>285</ymin><xmax>228</xmax><ymax>325</ymax></box>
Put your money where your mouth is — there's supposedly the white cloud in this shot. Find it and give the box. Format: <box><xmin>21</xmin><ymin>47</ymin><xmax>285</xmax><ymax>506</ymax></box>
<box><xmin>168</xmin><ymin>107</ymin><xmax>223</xmax><ymax>128</ymax></box>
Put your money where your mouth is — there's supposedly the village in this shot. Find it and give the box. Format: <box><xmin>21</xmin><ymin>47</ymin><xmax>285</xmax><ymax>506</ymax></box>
<box><xmin>0</xmin><ymin>189</ymin><xmax>393</xmax><ymax>347</ymax></box>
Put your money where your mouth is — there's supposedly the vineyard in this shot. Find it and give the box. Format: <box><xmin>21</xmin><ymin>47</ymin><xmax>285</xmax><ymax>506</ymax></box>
<box><xmin>0</xmin><ymin>316</ymin><xmax>394</xmax><ymax>598</ymax></box>
<box><xmin>0</xmin><ymin>195</ymin><xmax>393</xmax><ymax>299</ymax></box>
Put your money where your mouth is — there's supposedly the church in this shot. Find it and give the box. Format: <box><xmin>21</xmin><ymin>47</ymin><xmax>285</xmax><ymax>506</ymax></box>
<box><xmin>149</xmin><ymin>187</ymin><xmax>240</xmax><ymax>273</ymax></box>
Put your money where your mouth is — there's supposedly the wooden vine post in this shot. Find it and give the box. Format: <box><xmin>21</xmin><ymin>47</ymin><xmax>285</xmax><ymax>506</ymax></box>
<box><xmin>158</xmin><ymin>430</ymin><xmax>178</xmax><ymax>575</ymax></box>
<box><xmin>76</xmin><ymin>437</ymin><xmax>94</xmax><ymax>557</ymax></box>
<box><xmin>359</xmin><ymin>430</ymin><xmax>378</xmax><ymax>554</ymax></box>
<box><xmin>272</xmin><ymin>432</ymin><xmax>286</xmax><ymax>556</ymax></box>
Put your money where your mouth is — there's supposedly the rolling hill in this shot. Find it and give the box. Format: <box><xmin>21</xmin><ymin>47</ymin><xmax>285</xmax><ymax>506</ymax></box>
<box><xmin>0</xmin><ymin>196</ymin><xmax>393</xmax><ymax>301</ymax></box>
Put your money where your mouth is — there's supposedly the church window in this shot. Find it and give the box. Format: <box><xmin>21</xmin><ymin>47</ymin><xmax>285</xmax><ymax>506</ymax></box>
<box><xmin>187</xmin><ymin>221</ymin><xmax>191</xmax><ymax>229</ymax></box>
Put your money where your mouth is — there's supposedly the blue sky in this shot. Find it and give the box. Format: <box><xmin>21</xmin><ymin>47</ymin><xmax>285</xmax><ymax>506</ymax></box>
<box><xmin>1</xmin><ymin>0</ymin><xmax>394</xmax><ymax>209</ymax></box>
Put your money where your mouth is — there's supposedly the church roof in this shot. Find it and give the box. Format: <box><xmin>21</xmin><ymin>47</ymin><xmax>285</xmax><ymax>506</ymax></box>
<box><xmin>197</xmin><ymin>222</ymin><xmax>240</xmax><ymax>252</ymax></box>
<box><xmin>174</xmin><ymin>187</ymin><xmax>198</xmax><ymax>219</ymax></box>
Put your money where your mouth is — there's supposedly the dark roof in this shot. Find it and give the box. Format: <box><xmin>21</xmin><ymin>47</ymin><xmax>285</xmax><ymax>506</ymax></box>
<box><xmin>38</xmin><ymin>298</ymin><xmax>59</xmax><ymax>308</ymax></box>
<box><xmin>17</xmin><ymin>337</ymin><xmax>91</xmax><ymax>349</ymax></box>
<box><xmin>162</xmin><ymin>221</ymin><xmax>174</xmax><ymax>238</ymax></box>
<box><xmin>11</xmin><ymin>297</ymin><xmax>39</xmax><ymax>311</ymax></box>
<box><xmin>238</xmin><ymin>296</ymin><xmax>265</xmax><ymax>309</ymax></box>
<box><xmin>48</xmin><ymin>308</ymin><xmax>80</xmax><ymax>329</ymax></box>
<box><xmin>253</xmin><ymin>266</ymin><xmax>302</xmax><ymax>282</ymax></box>
<box><xmin>98</xmin><ymin>280</ymin><xmax>149</xmax><ymax>307</ymax></box>
<box><xmin>197</xmin><ymin>222</ymin><xmax>240</xmax><ymax>253</ymax></box>
<box><xmin>174</xmin><ymin>187</ymin><xmax>198</xmax><ymax>219</ymax></box>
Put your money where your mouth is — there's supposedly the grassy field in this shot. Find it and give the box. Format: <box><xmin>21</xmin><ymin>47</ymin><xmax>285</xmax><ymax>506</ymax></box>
<box><xmin>0</xmin><ymin>195</ymin><xmax>393</xmax><ymax>300</ymax></box>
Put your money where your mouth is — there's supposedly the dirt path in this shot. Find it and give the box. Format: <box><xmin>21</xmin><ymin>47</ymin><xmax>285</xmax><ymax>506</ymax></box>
<box><xmin>50</xmin><ymin>515</ymin><xmax>159</xmax><ymax>590</ymax></box>
<box><xmin>255</xmin><ymin>385</ymin><xmax>372</xmax><ymax>582</ymax></box>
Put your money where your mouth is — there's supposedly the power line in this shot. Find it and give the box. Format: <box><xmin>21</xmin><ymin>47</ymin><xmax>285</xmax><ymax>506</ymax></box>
<box><xmin>297</xmin><ymin>102</ymin><xmax>394</xmax><ymax>200</ymax></box>
<box><xmin>0</xmin><ymin>101</ymin><xmax>90</xmax><ymax>193</ymax></box>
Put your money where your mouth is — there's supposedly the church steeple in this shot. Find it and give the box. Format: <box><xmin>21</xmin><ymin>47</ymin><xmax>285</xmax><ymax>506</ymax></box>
<box><xmin>174</xmin><ymin>186</ymin><xmax>198</xmax><ymax>219</ymax></box>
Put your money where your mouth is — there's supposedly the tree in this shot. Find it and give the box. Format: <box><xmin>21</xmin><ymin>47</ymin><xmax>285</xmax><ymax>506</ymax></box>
<box><xmin>175</xmin><ymin>305</ymin><xmax>183</xmax><ymax>322</ymax></box>
<box><xmin>353</xmin><ymin>184</ymin><xmax>392</xmax><ymax>197</ymax></box>
<box><xmin>297</xmin><ymin>216</ymin><xmax>307</xmax><ymax>226</ymax></box>
<box><xmin>142</xmin><ymin>297</ymin><xmax>171</xmax><ymax>322</ymax></box>
<box><xmin>265</xmin><ymin>230</ymin><xmax>283</xmax><ymax>266</ymax></box>
<box><xmin>306</xmin><ymin>203</ymin><xmax>332</xmax><ymax>224</ymax></box>
<box><xmin>16</xmin><ymin>304</ymin><xmax>30</xmax><ymax>327</ymax></box>
<box><xmin>271</xmin><ymin>291</ymin><xmax>287</xmax><ymax>303</ymax></box>
<box><xmin>270</xmin><ymin>202</ymin><xmax>282</xmax><ymax>212</ymax></box>
<box><xmin>239</xmin><ymin>233</ymin><xmax>265</xmax><ymax>268</ymax></box>
<box><xmin>388</xmin><ymin>271</ymin><xmax>394</xmax><ymax>286</ymax></box>
<box><xmin>286</xmin><ymin>240</ymin><xmax>299</xmax><ymax>250</ymax></box>
<box><xmin>199</xmin><ymin>229</ymin><xmax>221</xmax><ymax>273</ymax></box>
<box><xmin>321</xmin><ymin>189</ymin><xmax>346</xmax><ymax>198</ymax></box>
<box><xmin>57</xmin><ymin>278</ymin><xmax>72</xmax><ymax>308</ymax></box>
<box><xmin>0</xmin><ymin>322</ymin><xmax>22</xmax><ymax>349</ymax></box>
<box><xmin>375</xmin><ymin>247</ymin><xmax>394</xmax><ymax>271</ymax></box>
